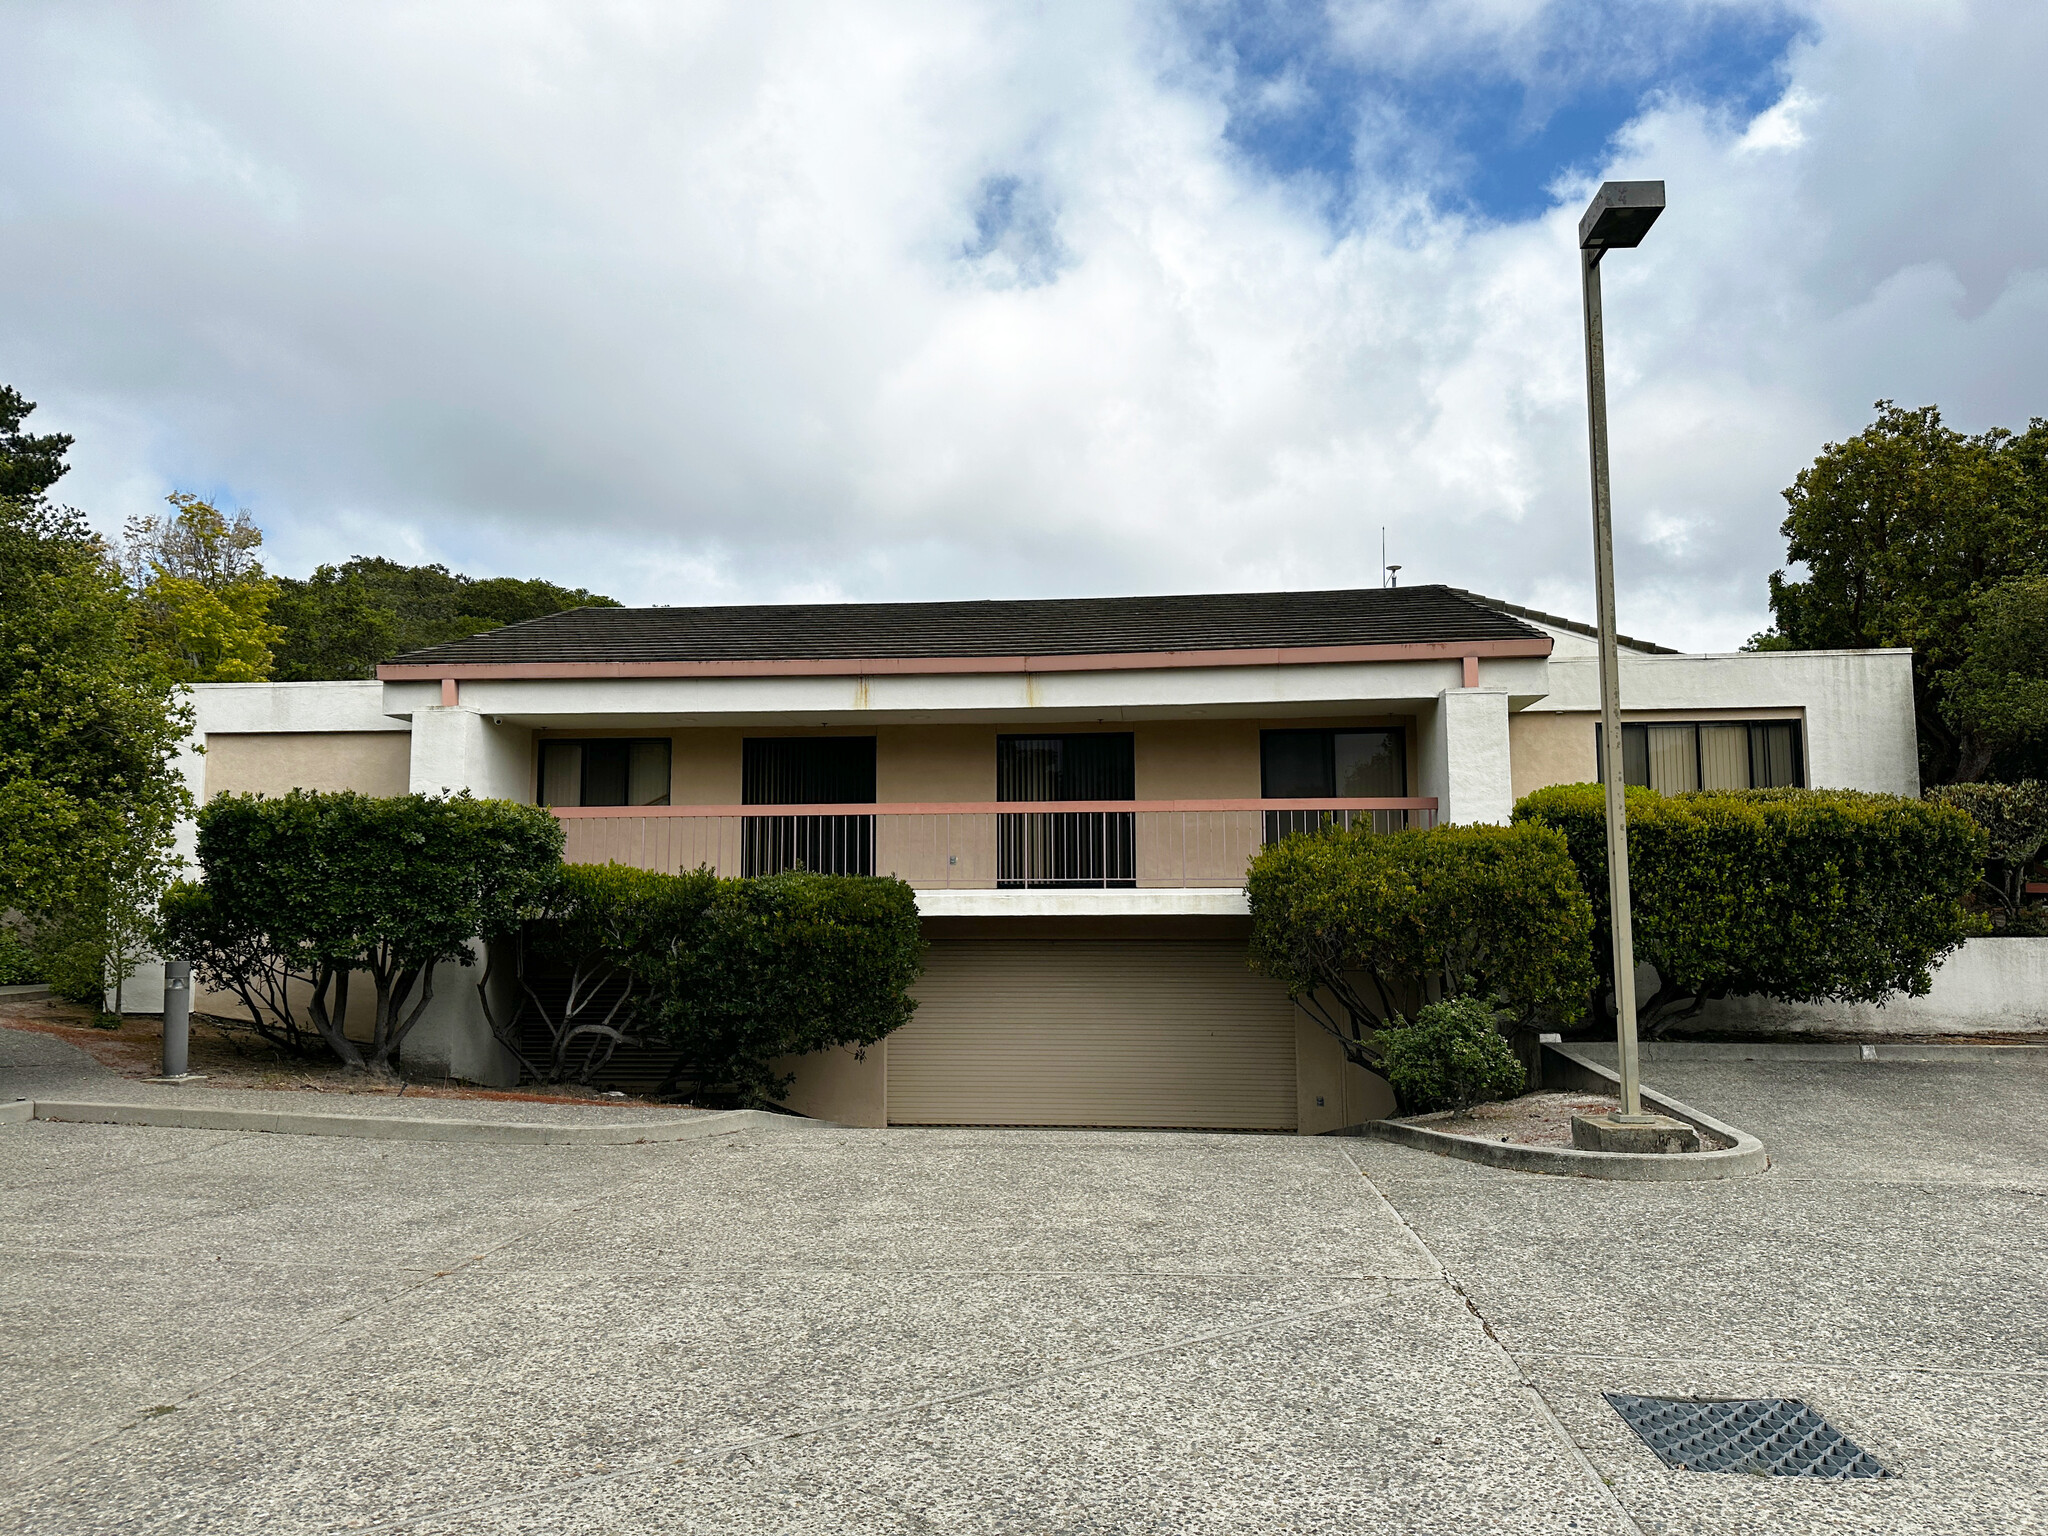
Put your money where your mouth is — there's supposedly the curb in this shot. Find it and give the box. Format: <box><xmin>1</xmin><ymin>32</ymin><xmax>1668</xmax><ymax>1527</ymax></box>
<box><xmin>0</xmin><ymin>984</ymin><xmax>54</xmax><ymax>1000</ymax></box>
<box><xmin>1573</xmin><ymin>1039</ymin><xmax>2048</xmax><ymax>1063</ymax></box>
<box><xmin>1334</xmin><ymin>1045</ymin><xmax>1769</xmax><ymax>1181</ymax></box>
<box><xmin>3</xmin><ymin>1098</ymin><xmax>818</xmax><ymax>1145</ymax></box>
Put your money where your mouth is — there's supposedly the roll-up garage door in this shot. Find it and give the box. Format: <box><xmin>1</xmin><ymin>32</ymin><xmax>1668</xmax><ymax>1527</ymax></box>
<box><xmin>887</xmin><ymin>940</ymin><xmax>1298</xmax><ymax>1130</ymax></box>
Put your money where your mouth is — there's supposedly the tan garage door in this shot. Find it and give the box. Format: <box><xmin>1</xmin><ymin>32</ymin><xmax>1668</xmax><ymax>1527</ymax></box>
<box><xmin>888</xmin><ymin>940</ymin><xmax>1298</xmax><ymax>1129</ymax></box>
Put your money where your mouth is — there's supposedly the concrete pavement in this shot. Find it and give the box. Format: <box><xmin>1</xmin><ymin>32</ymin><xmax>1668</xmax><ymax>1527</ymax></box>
<box><xmin>3</xmin><ymin>1025</ymin><xmax>2043</xmax><ymax>1533</ymax></box>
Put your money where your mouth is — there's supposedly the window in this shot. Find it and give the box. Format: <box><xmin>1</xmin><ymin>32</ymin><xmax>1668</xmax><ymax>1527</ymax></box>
<box><xmin>1260</xmin><ymin>728</ymin><xmax>1407</xmax><ymax>840</ymax></box>
<box><xmin>1260</xmin><ymin>728</ymin><xmax>1406</xmax><ymax>798</ymax></box>
<box><xmin>996</xmin><ymin>733</ymin><xmax>1135</xmax><ymax>887</ymax></box>
<box><xmin>538</xmin><ymin>739</ymin><xmax>671</xmax><ymax>808</ymax></box>
<box><xmin>1596</xmin><ymin>720</ymin><xmax>1804</xmax><ymax>794</ymax></box>
<box><xmin>741</xmin><ymin>737</ymin><xmax>876</xmax><ymax>876</ymax></box>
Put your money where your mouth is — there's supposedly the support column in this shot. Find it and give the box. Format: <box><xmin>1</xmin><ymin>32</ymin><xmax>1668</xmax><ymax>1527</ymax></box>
<box><xmin>1418</xmin><ymin>688</ymin><xmax>1514</xmax><ymax>826</ymax></box>
<box><xmin>408</xmin><ymin>705</ymin><xmax>534</xmax><ymax>800</ymax></box>
<box><xmin>401</xmin><ymin>707</ymin><xmax>535</xmax><ymax>1087</ymax></box>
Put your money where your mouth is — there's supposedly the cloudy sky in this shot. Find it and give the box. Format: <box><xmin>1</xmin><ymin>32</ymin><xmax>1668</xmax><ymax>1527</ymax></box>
<box><xmin>2</xmin><ymin>0</ymin><xmax>2042</xmax><ymax>650</ymax></box>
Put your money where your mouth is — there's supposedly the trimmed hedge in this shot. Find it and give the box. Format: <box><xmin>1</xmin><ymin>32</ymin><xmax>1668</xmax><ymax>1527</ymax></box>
<box><xmin>650</xmin><ymin>871</ymin><xmax>924</xmax><ymax>1106</ymax></box>
<box><xmin>1513</xmin><ymin>784</ymin><xmax>1983</xmax><ymax>1033</ymax></box>
<box><xmin>1247</xmin><ymin>821</ymin><xmax>1594</xmax><ymax>1071</ymax></box>
<box><xmin>164</xmin><ymin>790</ymin><xmax>564</xmax><ymax>1069</ymax></box>
<box><xmin>492</xmin><ymin>863</ymin><xmax>925</xmax><ymax>1105</ymax></box>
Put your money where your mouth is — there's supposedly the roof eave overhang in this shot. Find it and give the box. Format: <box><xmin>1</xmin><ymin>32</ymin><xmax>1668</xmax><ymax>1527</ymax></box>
<box><xmin>377</xmin><ymin>636</ymin><xmax>1553</xmax><ymax>682</ymax></box>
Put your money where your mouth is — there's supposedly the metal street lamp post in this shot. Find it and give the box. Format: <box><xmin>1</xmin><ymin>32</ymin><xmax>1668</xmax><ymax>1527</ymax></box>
<box><xmin>1577</xmin><ymin>179</ymin><xmax>1664</xmax><ymax>1123</ymax></box>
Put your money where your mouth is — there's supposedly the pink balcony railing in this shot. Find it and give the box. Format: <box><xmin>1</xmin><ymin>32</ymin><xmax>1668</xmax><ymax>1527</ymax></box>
<box><xmin>550</xmin><ymin>798</ymin><xmax>1438</xmax><ymax>888</ymax></box>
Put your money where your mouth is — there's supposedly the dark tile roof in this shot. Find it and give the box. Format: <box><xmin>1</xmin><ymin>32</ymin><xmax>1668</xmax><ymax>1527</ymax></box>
<box><xmin>384</xmin><ymin>584</ymin><xmax>1548</xmax><ymax>667</ymax></box>
<box><xmin>1447</xmin><ymin>588</ymin><xmax>1679</xmax><ymax>656</ymax></box>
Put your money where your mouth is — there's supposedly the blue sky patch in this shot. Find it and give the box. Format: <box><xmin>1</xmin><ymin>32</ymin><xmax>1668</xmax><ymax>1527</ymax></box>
<box><xmin>1186</xmin><ymin>0</ymin><xmax>1808</xmax><ymax>223</ymax></box>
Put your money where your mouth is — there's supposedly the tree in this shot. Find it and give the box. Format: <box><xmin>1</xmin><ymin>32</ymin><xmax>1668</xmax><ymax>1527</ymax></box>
<box><xmin>1514</xmin><ymin>784</ymin><xmax>1983</xmax><ymax>1036</ymax></box>
<box><xmin>270</xmin><ymin>557</ymin><xmax>621</xmax><ymax>681</ymax></box>
<box><xmin>0</xmin><ymin>486</ymin><xmax>191</xmax><ymax>1000</ymax></box>
<box><xmin>1925</xmin><ymin>781</ymin><xmax>2048</xmax><ymax>934</ymax></box>
<box><xmin>121</xmin><ymin>493</ymin><xmax>284</xmax><ymax>683</ymax></box>
<box><xmin>1246</xmin><ymin>822</ymin><xmax>1596</xmax><ymax>1072</ymax></box>
<box><xmin>1941</xmin><ymin>577</ymin><xmax>2048</xmax><ymax>779</ymax></box>
<box><xmin>1752</xmin><ymin>402</ymin><xmax>2048</xmax><ymax>783</ymax></box>
<box><xmin>0</xmin><ymin>384</ymin><xmax>74</xmax><ymax>498</ymax></box>
<box><xmin>167</xmin><ymin>792</ymin><xmax>564</xmax><ymax>1073</ymax></box>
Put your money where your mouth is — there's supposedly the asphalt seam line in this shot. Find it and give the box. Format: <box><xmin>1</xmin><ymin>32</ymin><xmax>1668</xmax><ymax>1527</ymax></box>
<box><xmin>1339</xmin><ymin>1143</ymin><xmax>1648</xmax><ymax>1536</ymax></box>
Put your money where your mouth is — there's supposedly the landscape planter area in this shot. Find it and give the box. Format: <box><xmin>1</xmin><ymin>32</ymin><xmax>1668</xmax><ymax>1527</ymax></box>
<box><xmin>1332</xmin><ymin>1043</ymin><xmax>1769</xmax><ymax>1181</ymax></box>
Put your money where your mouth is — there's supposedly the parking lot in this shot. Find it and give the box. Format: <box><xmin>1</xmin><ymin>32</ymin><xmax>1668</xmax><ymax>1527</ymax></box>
<box><xmin>4</xmin><ymin>1025</ymin><xmax>2045</xmax><ymax>1534</ymax></box>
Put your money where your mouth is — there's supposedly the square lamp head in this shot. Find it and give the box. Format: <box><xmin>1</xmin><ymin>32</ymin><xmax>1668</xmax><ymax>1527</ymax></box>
<box><xmin>1579</xmin><ymin>181</ymin><xmax>1665</xmax><ymax>250</ymax></box>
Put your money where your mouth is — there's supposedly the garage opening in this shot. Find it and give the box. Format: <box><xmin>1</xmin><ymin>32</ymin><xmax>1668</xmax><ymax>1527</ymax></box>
<box><xmin>888</xmin><ymin>937</ymin><xmax>1298</xmax><ymax>1130</ymax></box>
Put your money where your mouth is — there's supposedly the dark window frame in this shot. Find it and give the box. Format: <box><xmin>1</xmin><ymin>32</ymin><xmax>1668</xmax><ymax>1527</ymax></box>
<box><xmin>1259</xmin><ymin>727</ymin><xmax>1408</xmax><ymax>799</ymax></box>
<box><xmin>1594</xmin><ymin>719</ymin><xmax>1806</xmax><ymax>793</ymax></box>
<box><xmin>740</xmin><ymin>735</ymin><xmax>878</xmax><ymax>807</ymax></box>
<box><xmin>536</xmin><ymin>737</ymin><xmax>672</xmax><ymax>808</ymax></box>
<box><xmin>994</xmin><ymin>732</ymin><xmax>1136</xmax><ymax>803</ymax></box>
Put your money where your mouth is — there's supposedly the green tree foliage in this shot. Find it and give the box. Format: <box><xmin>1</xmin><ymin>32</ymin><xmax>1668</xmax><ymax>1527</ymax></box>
<box><xmin>1753</xmin><ymin>402</ymin><xmax>2048</xmax><ymax>782</ymax></box>
<box><xmin>120</xmin><ymin>493</ymin><xmax>285</xmax><ymax>683</ymax></box>
<box><xmin>270</xmin><ymin>556</ymin><xmax>621</xmax><ymax>680</ymax></box>
<box><xmin>649</xmin><ymin>872</ymin><xmax>924</xmax><ymax>1106</ymax></box>
<box><xmin>0</xmin><ymin>385</ymin><xmax>74</xmax><ymax>498</ymax></box>
<box><xmin>1</xmin><ymin>485</ymin><xmax>191</xmax><ymax>1005</ymax></box>
<box><xmin>1925</xmin><ymin>781</ymin><xmax>2048</xmax><ymax>934</ymax></box>
<box><xmin>164</xmin><ymin>792</ymin><xmax>564</xmax><ymax>1071</ymax></box>
<box><xmin>479</xmin><ymin>864</ymin><xmax>925</xmax><ymax>1102</ymax></box>
<box><xmin>1246</xmin><ymin>822</ymin><xmax>1596</xmax><ymax>1072</ymax></box>
<box><xmin>483</xmin><ymin>862</ymin><xmax>719</xmax><ymax>1083</ymax></box>
<box><xmin>1514</xmin><ymin>784</ymin><xmax>1984</xmax><ymax>1035</ymax></box>
<box><xmin>1941</xmin><ymin>577</ymin><xmax>2048</xmax><ymax>778</ymax></box>
<box><xmin>1377</xmin><ymin>997</ymin><xmax>1527</xmax><ymax>1114</ymax></box>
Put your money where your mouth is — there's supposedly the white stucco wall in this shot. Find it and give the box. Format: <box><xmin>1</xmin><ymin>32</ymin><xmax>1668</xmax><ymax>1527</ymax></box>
<box><xmin>1689</xmin><ymin>938</ymin><xmax>2048</xmax><ymax>1037</ymax></box>
<box><xmin>1529</xmin><ymin>648</ymin><xmax>1918</xmax><ymax>796</ymax></box>
<box><xmin>407</xmin><ymin>706</ymin><xmax>534</xmax><ymax>802</ymax></box>
<box><xmin>1418</xmin><ymin>688</ymin><xmax>1513</xmax><ymax>825</ymax></box>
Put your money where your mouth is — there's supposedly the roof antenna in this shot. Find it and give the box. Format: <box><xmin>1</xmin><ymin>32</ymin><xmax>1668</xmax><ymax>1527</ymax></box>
<box><xmin>1382</xmin><ymin>527</ymin><xmax>1402</xmax><ymax>588</ymax></box>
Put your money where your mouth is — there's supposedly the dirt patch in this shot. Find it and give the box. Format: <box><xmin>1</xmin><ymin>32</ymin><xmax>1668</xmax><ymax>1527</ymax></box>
<box><xmin>1397</xmin><ymin>1090</ymin><xmax>1622</xmax><ymax>1148</ymax></box>
<box><xmin>0</xmin><ymin>997</ymin><xmax>683</xmax><ymax>1109</ymax></box>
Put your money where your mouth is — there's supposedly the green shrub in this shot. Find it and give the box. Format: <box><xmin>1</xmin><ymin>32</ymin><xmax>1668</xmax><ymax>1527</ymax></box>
<box><xmin>0</xmin><ymin>924</ymin><xmax>37</xmax><ymax>985</ymax></box>
<box><xmin>650</xmin><ymin>871</ymin><xmax>925</xmax><ymax>1107</ymax></box>
<box><xmin>1925</xmin><ymin>781</ymin><xmax>2048</xmax><ymax>932</ymax></box>
<box><xmin>29</xmin><ymin>913</ymin><xmax>105</xmax><ymax>1003</ymax></box>
<box><xmin>487</xmin><ymin>862</ymin><xmax>719</xmax><ymax>1083</ymax></box>
<box><xmin>1514</xmin><ymin>784</ymin><xmax>1983</xmax><ymax>1035</ymax></box>
<box><xmin>1378</xmin><ymin>997</ymin><xmax>1527</xmax><ymax>1114</ymax></box>
<box><xmin>164</xmin><ymin>790</ymin><xmax>564</xmax><ymax>1071</ymax></box>
<box><xmin>1247</xmin><ymin>821</ymin><xmax>1595</xmax><ymax>1072</ymax></box>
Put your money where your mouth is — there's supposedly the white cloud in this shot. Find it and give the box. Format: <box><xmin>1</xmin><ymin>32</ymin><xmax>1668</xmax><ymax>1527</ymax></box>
<box><xmin>0</xmin><ymin>0</ymin><xmax>2042</xmax><ymax>652</ymax></box>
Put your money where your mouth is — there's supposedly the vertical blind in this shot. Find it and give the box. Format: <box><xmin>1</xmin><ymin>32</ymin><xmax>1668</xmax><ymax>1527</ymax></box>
<box><xmin>740</xmin><ymin>737</ymin><xmax>877</xmax><ymax>877</ymax></box>
<box><xmin>996</xmin><ymin>735</ymin><xmax>1135</xmax><ymax>887</ymax></box>
<box><xmin>1599</xmin><ymin>721</ymin><xmax>1804</xmax><ymax>794</ymax></box>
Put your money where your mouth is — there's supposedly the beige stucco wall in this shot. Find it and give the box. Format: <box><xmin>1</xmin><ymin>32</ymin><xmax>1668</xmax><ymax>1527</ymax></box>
<box><xmin>878</xmin><ymin>725</ymin><xmax>994</xmax><ymax>802</ymax></box>
<box><xmin>203</xmin><ymin>731</ymin><xmax>412</xmax><ymax>802</ymax></box>
<box><xmin>1508</xmin><ymin>712</ymin><xmax>1596</xmax><ymax>803</ymax></box>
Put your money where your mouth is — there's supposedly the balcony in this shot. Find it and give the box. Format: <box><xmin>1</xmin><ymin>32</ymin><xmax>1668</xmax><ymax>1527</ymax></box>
<box><xmin>551</xmin><ymin>799</ymin><xmax>1437</xmax><ymax>889</ymax></box>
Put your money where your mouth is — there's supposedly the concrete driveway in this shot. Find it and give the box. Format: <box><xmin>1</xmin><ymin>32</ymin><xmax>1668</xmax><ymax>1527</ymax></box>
<box><xmin>3</xmin><ymin>1027</ymin><xmax>2045</xmax><ymax>1534</ymax></box>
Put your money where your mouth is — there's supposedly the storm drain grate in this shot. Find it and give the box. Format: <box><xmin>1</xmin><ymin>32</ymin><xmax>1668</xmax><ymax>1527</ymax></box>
<box><xmin>1603</xmin><ymin>1394</ymin><xmax>1890</xmax><ymax>1478</ymax></box>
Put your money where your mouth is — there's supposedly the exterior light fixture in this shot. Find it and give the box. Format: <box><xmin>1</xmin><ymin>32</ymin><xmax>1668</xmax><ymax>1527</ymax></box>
<box><xmin>1578</xmin><ymin>179</ymin><xmax>1663</xmax><ymax>1123</ymax></box>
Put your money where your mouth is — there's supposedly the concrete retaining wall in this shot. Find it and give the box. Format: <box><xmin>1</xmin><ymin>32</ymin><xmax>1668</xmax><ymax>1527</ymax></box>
<box><xmin>1687</xmin><ymin>937</ymin><xmax>2048</xmax><ymax>1037</ymax></box>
